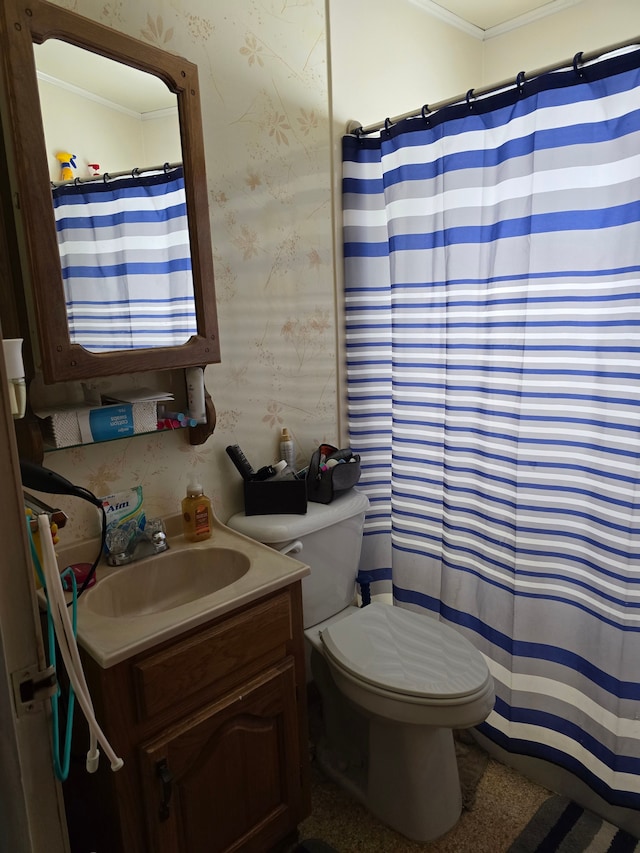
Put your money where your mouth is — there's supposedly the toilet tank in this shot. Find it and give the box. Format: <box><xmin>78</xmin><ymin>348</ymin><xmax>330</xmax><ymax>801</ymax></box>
<box><xmin>227</xmin><ymin>490</ymin><xmax>369</xmax><ymax>628</ymax></box>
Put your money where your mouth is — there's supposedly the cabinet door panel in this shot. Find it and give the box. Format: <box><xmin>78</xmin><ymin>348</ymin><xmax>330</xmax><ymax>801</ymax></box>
<box><xmin>140</xmin><ymin>659</ymin><xmax>301</xmax><ymax>853</ymax></box>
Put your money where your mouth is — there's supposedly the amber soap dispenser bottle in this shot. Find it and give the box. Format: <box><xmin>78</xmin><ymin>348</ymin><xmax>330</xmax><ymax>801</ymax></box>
<box><xmin>182</xmin><ymin>478</ymin><xmax>212</xmax><ymax>541</ymax></box>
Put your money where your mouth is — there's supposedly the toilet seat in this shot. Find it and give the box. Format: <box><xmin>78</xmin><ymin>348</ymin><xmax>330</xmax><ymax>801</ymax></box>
<box><xmin>320</xmin><ymin>602</ymin><xmax>493</xmax><ymax>714</ymax></box>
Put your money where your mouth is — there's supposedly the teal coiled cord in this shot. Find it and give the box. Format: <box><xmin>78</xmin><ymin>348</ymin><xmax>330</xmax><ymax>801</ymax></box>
<box><xmin>27</xmin><ymin>517</ymin><xmax>77</xmax><ymax>782</ymax></box>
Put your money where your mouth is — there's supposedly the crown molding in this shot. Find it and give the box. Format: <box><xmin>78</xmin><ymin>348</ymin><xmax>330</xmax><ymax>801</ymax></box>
<box><xmin>36</xmin><ymin>70</ymin><xmax>177</xmax><ymax>121</ymax></box>
<box><xmin>484</xmin><ymin>0</ymin><xmax>583</xmax><ymax>39</ymax></box>
<box><xmin>408</xmin><ymin>0</ymin><xmax>583</xmax><ymax>40</ymax></box>
<box><xmin>37</xmin><ymin>70</ymin><xmax>141</xmax><ymax>118</ymax></box>
<box><xmin>408</xmin><ymin>0</ymin><xmax>483</xmax><ymax>38</ymax></box>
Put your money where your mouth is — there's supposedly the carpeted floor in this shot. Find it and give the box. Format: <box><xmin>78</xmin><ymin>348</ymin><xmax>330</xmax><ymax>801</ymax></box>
<box><xmin>296</xmin><ymin>689</ymin><xmax>639</xmax><ymax>853</ymax></box>
<box><xmin>298</xmin><ymin>686</ymin><xmax>551</xmax><ymax>852</ymax></box>
<box><xmin>298</xmin><ymin>755</ymin><xmax>551</xmax><ymax>852</ymax></box>
<box><xmin>295</xmin><ymin>842</ymin><xmax>341</xmax><ymax>853</ymax></box>
<box><xmin>298</xmin><ymin>759</ymin><xmax>640</xmax><ymax>853</ymax></box>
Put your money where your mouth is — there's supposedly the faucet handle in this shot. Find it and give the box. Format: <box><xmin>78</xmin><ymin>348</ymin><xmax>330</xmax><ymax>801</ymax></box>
<box><xmin>105</xmin><ymin>527</ymin><xmax>130</xmax><ymax>558</ymax></box>
<box><xmin>106</xmin><ymin>518</ymin><xmax>168</xmax><ymax>565</ymax></box>
<box><xmin>146</xmin><ymin>517</ymin><xmax>165</xmax><ymax>535</ymax></box>
<box><xmin>146</xmin><ymin>517</ymin><xmax>167</xmax><ymax>546</ymax></box>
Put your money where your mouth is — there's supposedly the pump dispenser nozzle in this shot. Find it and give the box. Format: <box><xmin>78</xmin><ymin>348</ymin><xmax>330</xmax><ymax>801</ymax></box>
<box><xmin>186</xmin><ymin>479</ymin><xmax>203</xmax><ymax>497</ymax></box>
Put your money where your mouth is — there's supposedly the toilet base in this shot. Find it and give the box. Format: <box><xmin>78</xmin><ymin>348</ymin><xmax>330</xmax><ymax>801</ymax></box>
<box><xmin>310</xmin><ymin>648</ymin><xmax>463</xmax><ymax>842</ymax></box>
<box><xmin>367</xmin><ymin>718</ymin><xmax>462</xmax><ymax>841</ymax></box>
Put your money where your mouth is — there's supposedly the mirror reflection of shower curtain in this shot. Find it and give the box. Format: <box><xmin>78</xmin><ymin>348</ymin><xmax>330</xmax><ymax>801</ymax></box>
<box><xmin>343</xmin><ymin>48</ymin><xmax>640</xmax><ymax>812</ymax></box>
<box><xmin>52</xmin><ymin>167</ymin><xmax>196</xmax><ymax>351</ymax></box>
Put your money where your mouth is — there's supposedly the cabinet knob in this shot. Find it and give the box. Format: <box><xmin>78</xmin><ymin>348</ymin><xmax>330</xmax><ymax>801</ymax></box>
<box><xmin>156</xmin><ymin>758</ymin><xmax>173</xmax><ymax>821</ymax></box>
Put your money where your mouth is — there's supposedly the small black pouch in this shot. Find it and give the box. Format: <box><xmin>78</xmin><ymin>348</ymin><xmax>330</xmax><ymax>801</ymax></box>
<box><xmin>306</xmin><ymin>443</ymin><xmax>361</xmax><ymax>504</ymax></box>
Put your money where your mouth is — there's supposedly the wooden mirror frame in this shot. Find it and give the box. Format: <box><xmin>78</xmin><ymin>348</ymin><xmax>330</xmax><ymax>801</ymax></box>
<box><xmin>0</xmin><ymin>0</ymin><xmax>220</xmax><ymax>382</ymax></box>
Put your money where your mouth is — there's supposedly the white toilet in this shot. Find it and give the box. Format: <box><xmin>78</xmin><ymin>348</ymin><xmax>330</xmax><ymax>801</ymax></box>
<box><xmin>227</xmin><ymin>490</ymin><xmax>495</xmax><ymax>842</ymax></box>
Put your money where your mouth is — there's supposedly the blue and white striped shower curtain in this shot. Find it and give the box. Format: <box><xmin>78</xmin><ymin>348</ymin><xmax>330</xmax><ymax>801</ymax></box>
<box><xmin>52</xmin><ymin>167</ymin><xmax>196</xmax><ymax>351</ymax></box>
<box><xmin>343</xmin><ymin>48</ymin><xmax>640</xmax><ymax>809</ymax></box>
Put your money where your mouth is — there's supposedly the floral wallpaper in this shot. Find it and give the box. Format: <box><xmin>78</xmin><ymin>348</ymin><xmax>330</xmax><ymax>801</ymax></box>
<box><xmin>42</xmin><ymin>0</ymin><xmax>336</xmax><ymax>541</ymax></box>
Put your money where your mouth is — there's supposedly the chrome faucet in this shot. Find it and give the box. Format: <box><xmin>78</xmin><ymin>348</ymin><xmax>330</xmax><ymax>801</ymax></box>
<box><xmin>105</xmin><ymin>517</ymin><xmax>168</xmax><ymax>566</ymax></box>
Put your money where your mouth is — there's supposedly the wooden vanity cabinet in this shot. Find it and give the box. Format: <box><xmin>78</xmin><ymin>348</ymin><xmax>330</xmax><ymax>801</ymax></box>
<box><xmin>64</xmin><ymin>583</ymin><xmax>310</xmax><ymax>853</ymax></box>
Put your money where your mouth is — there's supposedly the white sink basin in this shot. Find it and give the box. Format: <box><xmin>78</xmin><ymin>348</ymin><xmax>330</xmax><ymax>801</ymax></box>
<box><xmin>83</xmin><ymin>547</ymin><xmax>251</xmax><ymax>618</ymax></box>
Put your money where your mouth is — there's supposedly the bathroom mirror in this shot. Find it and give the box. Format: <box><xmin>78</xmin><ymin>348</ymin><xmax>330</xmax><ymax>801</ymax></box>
<box><xmin>0</xmin><ymin>0</ymin><xmax>220</xmax><ymax>382</ymax></box>
<box><xmin>36</xmin><ymin>40</ymin><xmax>192</xmax><ymax>354</ymax></box>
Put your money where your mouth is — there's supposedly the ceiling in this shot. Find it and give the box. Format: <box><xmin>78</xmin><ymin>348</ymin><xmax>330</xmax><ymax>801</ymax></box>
<box><xmin>35</xmin><ymin>0</ymin><xmax>584</xmax><ymax>111</ymax></box>
<box><xmin>410</xmin><ymin>0</ymin><xmax>584</xmax><ymax>38</ymax></box>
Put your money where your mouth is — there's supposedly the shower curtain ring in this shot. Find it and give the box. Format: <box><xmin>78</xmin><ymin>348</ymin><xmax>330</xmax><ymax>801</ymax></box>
<box><xmin>73</xmin><ymin>177</ymin><xmax>81</xmax><ymax>186</ymax></box>
<box><xmin>102</xmin><ymin>172</ymin><xmax>110</xmax><ymax>183</ymax></box>
<box><xmin>421</xmin><ymin>104</ymin><xmax>431</xmax><ymax>124</ymax></box>
<box><xmin>131</xmin><ymin>167</ymin><xmax>140</xmax><ymax>178</ymax></box>
<box><xmin>466</xmin><ymin>88</ymin><xmax>475</xmax><ymax>109</ymax></box>
<box><xmin>163</xmin><ymin>162</ymin><xmax>171</xmax><ymax>173</ymax></box>
<box><xmin>516</xmin><ymin>71</ymin><xmax>526</xmax><ymax>94</ymax></box>
<box><xmin>573</xmin><ymin>51</ymin><xmax>584</xmax><ymax>77</ymax></box>
<box><xmin>384</xmin><ymin>117</ymin><xmax>392</xmax><ymax>134</ymax></box>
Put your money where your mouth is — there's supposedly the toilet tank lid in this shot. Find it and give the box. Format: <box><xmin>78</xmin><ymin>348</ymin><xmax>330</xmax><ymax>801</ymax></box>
<box><xmin>226</xmin><ymin>489</ymin><xmax>369</xmax><ymax>542</ymax></box>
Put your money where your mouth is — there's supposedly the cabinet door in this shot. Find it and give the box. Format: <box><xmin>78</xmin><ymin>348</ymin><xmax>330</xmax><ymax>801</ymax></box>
<box><xmin>140</xmin><ymin>659</ymin><xmax>303</xmax><ymax>853</ymax></box>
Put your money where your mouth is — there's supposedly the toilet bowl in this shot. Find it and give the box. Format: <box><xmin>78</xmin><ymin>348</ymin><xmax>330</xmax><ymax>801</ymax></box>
<box><xmin>227</xmin><ymin>490</ymin><xmax>495</xmax><ymax>841</ymax></box>
<box><xmin>305</xmin><ymin>602</ymin><xmax>494</xmax><ymax>840</ymax></box>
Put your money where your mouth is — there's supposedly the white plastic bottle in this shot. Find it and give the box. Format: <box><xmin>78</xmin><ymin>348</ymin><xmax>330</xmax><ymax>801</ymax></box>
<box><xmin>280</xmin><ymin>428</ymin><xmax>295</xmax><ymax>470</ymax></box>
<box><xmin>271</xmin><ymin>459</ymin><xmax>297</xmax><ymax>480</ymax></box>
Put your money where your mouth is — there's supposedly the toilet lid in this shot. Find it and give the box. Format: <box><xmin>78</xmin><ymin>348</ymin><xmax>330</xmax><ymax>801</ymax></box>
<box><xmin>320</xmin><ymin>602</ymin><xmax>490</xmax><ymax>700</ymax></box>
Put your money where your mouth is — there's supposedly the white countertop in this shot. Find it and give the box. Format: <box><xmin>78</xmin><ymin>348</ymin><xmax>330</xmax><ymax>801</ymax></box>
<box><xmin>47</xmin><ymin>513</ymin><xmax>309</xmax><ymax>668</ymax></box>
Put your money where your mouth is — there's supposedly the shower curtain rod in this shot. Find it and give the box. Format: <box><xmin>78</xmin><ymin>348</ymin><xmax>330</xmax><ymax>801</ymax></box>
<box><xmin>51</xmin><ymin>160</ymin><xmax>182</xmax><ymax>188</ymax></box>
<box><xmin>348</xmin><ymin>34</ymin><xmax>640</xmax><ymax>137</ymax></box>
